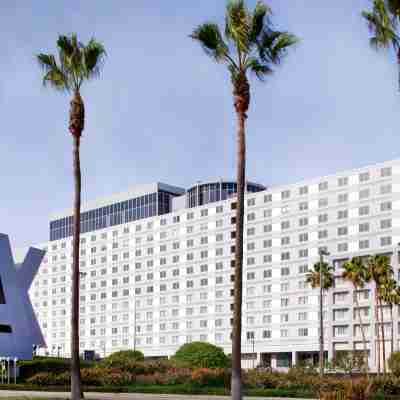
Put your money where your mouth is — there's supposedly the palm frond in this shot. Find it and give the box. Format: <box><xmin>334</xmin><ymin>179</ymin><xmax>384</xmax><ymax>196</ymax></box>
<box><xmin>42</xmin><ymin>69</ymin><xmax>69</xmax><ymax>91</ymax></box>
<box><xmin>190</xmin><ymin>23</ymin><xmax>230</xmax><ymax>62</ymax></box>
<box><xmin>250</xmin><ymin>1</ymin><xmax>271</xmax><ymax>43</ymax></box>
<box><xmin>36</xmin><ymin>53</ymin><xmax>68</xmax><ymax>91</ymax></box>
<box><xmin>244</xmin><ymin>57</ymin><xmax>272</xmax><ymax>80</ymax></box>
<box><xmin>56</xmin><ymin>35</ymin><xmax>74</xmax><ymax>57</ymax></box>
<box><xmin>225</xmin><ymin>0</ymin><xmax>251</xmax><ymax>54</ymax></box>
<box><xmin>260</xmin><ymin>31</ymin><xmax>299</xmax><ymax>64</ymax></box>
<box><xmin>362</xmin><ymin>0</ymin><xmax>400</xmax><ymax>51</ymax></box>
<box><xmin>83</xmin><ymin>39</ymin><xmax>106</xmax><ymax>79</ymax></box>
<box><xmin>37</xmin><ymin>54</ymin><xmax>57</xmax><ymax>71</ymax></box>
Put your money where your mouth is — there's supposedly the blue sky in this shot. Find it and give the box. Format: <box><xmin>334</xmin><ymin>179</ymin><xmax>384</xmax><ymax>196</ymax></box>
<box><xmin>1</xmin><ymin>0</ymin><xmax>399</xmax><ymax>247</ymax></box>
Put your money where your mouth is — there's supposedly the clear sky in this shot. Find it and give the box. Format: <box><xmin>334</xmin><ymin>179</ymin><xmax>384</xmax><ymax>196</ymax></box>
<box><xmin>1</xmin><ymin>0</ymin><xmax>399</xmax><ymax>247</ymax></box>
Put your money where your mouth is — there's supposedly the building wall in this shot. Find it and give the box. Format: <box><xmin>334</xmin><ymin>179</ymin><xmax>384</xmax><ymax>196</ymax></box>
<box><xmin>31</xmin><ymin>159</ymin><xmax>400</xmax><ymax>369</ymax></box>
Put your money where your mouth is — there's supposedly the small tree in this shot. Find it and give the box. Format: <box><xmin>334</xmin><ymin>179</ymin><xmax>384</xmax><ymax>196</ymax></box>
<box><xmin>172</xmin><ymin>342</ymin><xmax>229</xmax><ymax>369</ymax></box>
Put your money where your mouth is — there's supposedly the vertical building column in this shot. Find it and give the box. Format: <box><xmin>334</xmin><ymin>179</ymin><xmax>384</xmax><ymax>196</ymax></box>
<box><xmin>291</xmin><ymin>351</ymin><xmax>296</xmax><ymax>367</ymax></box>
<box><xmin>271</xmin><ymin>353</ymin><xmax>277</xmax><ymax>369</ymax></box>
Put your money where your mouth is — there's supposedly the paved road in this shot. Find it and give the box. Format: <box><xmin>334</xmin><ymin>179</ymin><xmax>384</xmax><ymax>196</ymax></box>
<box><xmin>0</xmin><ymin>391</ymin><xmax>313</xmax><ymax>400</ymax></box>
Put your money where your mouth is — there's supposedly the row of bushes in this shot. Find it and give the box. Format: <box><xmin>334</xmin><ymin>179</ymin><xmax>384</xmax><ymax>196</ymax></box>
<box><xmin>19</xmin><ymin>342</ymin><xmax>228</xmax><ymax>381</ymax></box>
<box><xmin>27</xmin><ymin>367</ymin><xmax>228</xmax><ymax>388</ymax></box>
<box><xmin>21</xmin><ymin>345</ymin><xmax>400</xmax><ymax>398</ymax></box>
<box><xmin>23</xmin><ymin>363</ymin><xmax>400</xmax><ymax>397</ymax></box>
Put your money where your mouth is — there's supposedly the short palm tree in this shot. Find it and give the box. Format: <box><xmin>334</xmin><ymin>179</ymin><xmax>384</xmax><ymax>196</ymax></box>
<box><xmin>37</xmin><ymin>34</ymin><xmax>106</xmax><ymax>400</ymax></box>
<box><xmin>362</xmin><ymin>0</ymin><xmax>400</xmax><ymax>90</ymax></box>
<box><xmin>306</xmin><ymin>261</ymin><xmax>334</xmax><ymax>372</ymax></box>
<box><xmin>342</xmin><ymin>257</ymin><xmax>370</xmax><ymax>375</ymax></box>
<box><xmin>366</xmin><ymin>254</ymin><xmax>392</xmax><ymax>376</ymax></box>
<box><xmin>190</xmin><ymin>3</ymin><xmax>297</xmax><ymax>398</ymax></box>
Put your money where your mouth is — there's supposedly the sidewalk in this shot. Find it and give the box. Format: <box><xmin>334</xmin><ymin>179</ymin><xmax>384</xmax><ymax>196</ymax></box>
<box><xmin>0</xmin><ymin>391</ymin><xmax>313</xmax><ymax>400</ymax></box>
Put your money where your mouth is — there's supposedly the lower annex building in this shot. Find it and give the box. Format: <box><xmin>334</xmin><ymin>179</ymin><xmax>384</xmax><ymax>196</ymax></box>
<box><xmin>31</xmin><ymin>160</ymin><xmax>400</xmax><ymax>369</ymax></box>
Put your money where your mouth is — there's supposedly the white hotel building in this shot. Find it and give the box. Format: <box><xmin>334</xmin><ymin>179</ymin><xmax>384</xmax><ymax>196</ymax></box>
<box><xmin>30</xmin><ymin>159</ymin><xmax>400</xmax><ymax>369</ymax></box>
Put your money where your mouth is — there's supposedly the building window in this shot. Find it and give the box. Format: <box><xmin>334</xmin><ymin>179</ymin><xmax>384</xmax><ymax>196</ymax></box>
<box><xmin>319</xmin><ymin>181</ymin><xmax>328</xmax><ymax>191</ymax></box>
<box><xmin>381</xmin><ymin>167</ymin><xmax>392</xmax><ymax>177</ymax></box>
<box><xmin>381</xmin><ymin>201</ymin><xmax>392</xmax><ymax>212</ymax></box>
<box><xmin>359</xmin><ymin>172</ymin><xmax>370</xmax><ymax>182</ymax></box>
<box><xmin>381</xmin><ymin>236</ymin><xmax>392</xmax><ymax>246</ymax></box>
<box><xmin>359</xmin><ymin>188</ymin><xmax>370</xmax><ymax>199</ymax></box>
<box><xmin>359</xmin><ymin>206</ymin><xmax>370</xmax><ymax>216</ymax></box>
<box><xmin>359</xmin><ymin>222</ymin><xmax>370</xmax><ymax>233</ymax></box>
<box><xmin>381</xmin><ymin>219</ymin><xmax>392</xmax><ymax>229</ymax></box>
<box><xmin>318</xmin><ymin>213</ymin><xmax>328</xmax><ymax>223</ymax></box>
<box><xmin>299</xmin><ymin>186</ymin><xmax>308</xmax><ymax>195</ymax></box>
<box><xmin>264</xmin><ymin>194</ymin><xmax>272</xmax><ymax>203</ymax></box>
<box><xmin>298</xmin><ymin>328</ymin><xmax>308</xmax><ymax>337</ymax></box>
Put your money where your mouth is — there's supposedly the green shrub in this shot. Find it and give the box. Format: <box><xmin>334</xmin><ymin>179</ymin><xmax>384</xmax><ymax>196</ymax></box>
<box><xmin>100</xmin><ymin>350</ymin><xmax>146</xmax><ymax>371</ymax></box>
<box><xmin>389</xmin><ymin>352</ymin><xmax>400</xmax><ymax>377</ymax></box>
<box><xmin>105</xmin><ymin>350</ymin><xmax>144</xmax><ymax>362</ymax></box>
<box><xmin>172</xmin><ymin>342</ymin><xmax>229</xmax><ymax>369</ymax></box>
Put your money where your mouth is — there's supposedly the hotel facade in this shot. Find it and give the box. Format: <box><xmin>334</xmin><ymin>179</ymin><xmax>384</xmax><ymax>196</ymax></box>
<box><xmin>31</xmin><ymin>159</ymin><xmax>400</xmax><ymax>369</ymax></box>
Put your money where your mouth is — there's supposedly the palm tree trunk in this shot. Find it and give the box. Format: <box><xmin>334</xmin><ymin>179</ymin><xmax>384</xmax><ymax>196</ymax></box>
<box><xmin>390</xmin><ymin>303</ymin><xmax>394</xmax><ymax>356</ymax></box>
<box><xmin>379</xmin><ymin>298</ymin><xmax>387</xmax><ymax>375</ymax></box>
<box><xmin>230</xmin><ymin>71</ymin><xmax>249</xmax><ymax>400</ymax></box>
<box><xmin>375</xmin><ymin>288</ymin><xmax>381</xmax><ymax>376</ymax></box>
<box><xmin>71</xmin><ymin>134</ymin><xmax>83</xmax><ymax>400</ymax></box>
<box><xmin>354</xmin><ymin>294</ymin><xmax>369</xmax><ymax>378</ymax></box>
<box><xmin>231</xmin><ymin>108</ymin><xmax>246</xmax><ymax>400</ymax></box>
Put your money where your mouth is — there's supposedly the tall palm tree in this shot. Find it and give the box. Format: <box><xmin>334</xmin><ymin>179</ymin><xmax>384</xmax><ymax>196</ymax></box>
<box><xmin>379</xmin><ymin>272</ymin><xmax>397</xmax><ymax>355</ymax></box>
<box><xmin>342</xmin><ymin>257</ymin><xmax>370</xmax><ymax>376</ymax></box>
<box><xmin>190</xmin><ymin>2</ymin><xmax>297</xmax><ymax>399</ymax></box>
<box><xmin>37</xmin><ymin>34</ymin><xmax>106</xmax><ymax>400</ymax></box>
<box><xmin>306</xmin><ymin>261</ymin><xmax>334</xmax><ymax>372</ymax></box>
<box><xmin>366</xmin><ymin>254</ymin><xmax>392</xmax><ymax>376</ymax></box>
<box><xmin>362</xmin><ymin>0</ymin><xmax>400</xmax><ymax>90</ymax></box>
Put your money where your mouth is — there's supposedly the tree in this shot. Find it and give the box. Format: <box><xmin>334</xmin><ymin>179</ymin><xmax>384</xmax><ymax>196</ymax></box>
<box><xmin>366</xmin><ymin>254</ymin><xmax>392</xmax><ymax>376</ymax></box>
<box><xmin>362</xmin><ymin>0</ymin><xmax>400</xmax><ymax>90</ymax></box>
<box><xmin>37</xmin><ymin>34</ymin><xmax>106</xmax><ymax>400</ymax></box>
<box><xmin>379</xmin><ymin>272</ymin><xmax>398</xmax><ymax>355</ymax></box>
<box><xmin>306</xmin><ymin>261</ymin><xmax>334</xmax><ymax>373</ymax></box>
<box><xmin>342</xmin><ymin>257</ymin><xmax>370</xmax><ymax>376</ymax></box>
<box><xmin>190</xmin><ymin>2</ymin><xmax>297</xmax><ymax>399</ymax></box>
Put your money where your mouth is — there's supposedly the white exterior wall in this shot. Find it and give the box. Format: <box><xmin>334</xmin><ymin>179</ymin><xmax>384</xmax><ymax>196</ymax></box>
<box><xmin>31</xmin><ymin>159</ymin><xmax>400</xmax><ymax>369</ymax></box>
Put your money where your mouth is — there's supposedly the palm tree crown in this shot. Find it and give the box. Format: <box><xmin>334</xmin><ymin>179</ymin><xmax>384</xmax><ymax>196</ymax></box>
<box><xmin>306</xmin><ymin>261</ymin><xmax>334</xmax><ymax>291</ymax></box>
<box><xmin>37</xmin><ymin>34</ymin><xmax>105</xmax><ymax>92</ymax></box>
<box><xmin>37</xmin><ymin>34</ymin><xmax>106</xmax><ymax>136</ymax></box>
<box><xmin>191</xmin><ymin>0</ymin><xmax>297</xmax><ymax>112</ymax></box>
<box><xmin>362</xmin><ymin>0</ymin><xmax>400</xmax><ymax>89</ymax></box>
<box><xmin>366</xmin><ymin>254</ymin><xmax>392</xmax><ymax>285</ymax></box>
<box><xmin>342</xmin><ymin>257</ymin><xmax>369</xmax><ymax>289</ymax></box>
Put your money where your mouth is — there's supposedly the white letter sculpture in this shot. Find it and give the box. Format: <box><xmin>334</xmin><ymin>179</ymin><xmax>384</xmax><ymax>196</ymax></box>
<box><xmin>0</xmin><ymin>234</ymin><xmax>45</xmax><ymax>359</ymax></box>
